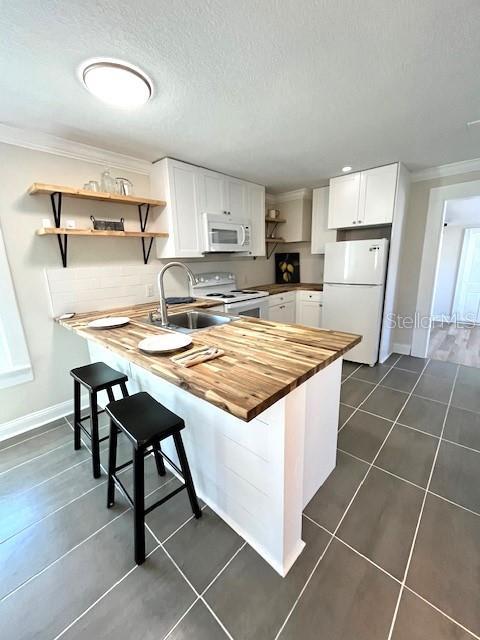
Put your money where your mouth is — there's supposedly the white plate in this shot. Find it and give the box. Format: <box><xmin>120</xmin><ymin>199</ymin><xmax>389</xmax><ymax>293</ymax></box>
<box><xmin>138</xmin><ymin>333</ymin><xmax>192</xmax><ymax>354</ymax></box>
<box><xmin>87</xmin><ymin>316</ymin><xmax>130</xmax><ymax>329</ymax></box>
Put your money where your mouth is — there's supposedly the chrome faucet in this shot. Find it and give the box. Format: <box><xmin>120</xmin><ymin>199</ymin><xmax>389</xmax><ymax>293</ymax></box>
<box><xmin>157</xmin><ymin>262</ymin><xmax>197</xmax><ymax>326</ymax></box>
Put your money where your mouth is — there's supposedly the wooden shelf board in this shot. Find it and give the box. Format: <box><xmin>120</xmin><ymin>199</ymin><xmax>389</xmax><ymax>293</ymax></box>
<box><xmin>265</xmin><ymin>218</ymin><xmax>286</xmax><ymax>223</ymax></box>
<box><xmin>266</xmin><ymin>238</ymin><xmax>285</xmax><ymax>243</ymax></box>
<box><xmin>28</xmin><ymin>183</ymin><xmax>166</xmax><ymax>208</ymax></box>
<box><xmin>37</xmin><ymin>227</ymin><xmax>168</xmax><ymax>238</ymax></box>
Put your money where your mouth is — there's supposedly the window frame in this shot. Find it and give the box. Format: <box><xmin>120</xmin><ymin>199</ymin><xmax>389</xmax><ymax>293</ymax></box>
<box><xmin>0</xmin><ymin>225</ymin><xmax>33</xmax><ymax>390</ymax></box>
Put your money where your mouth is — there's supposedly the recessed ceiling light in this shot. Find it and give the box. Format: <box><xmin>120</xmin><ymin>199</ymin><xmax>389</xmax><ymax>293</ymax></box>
<box><xmin>79</xmin><ymin>58</ymin><xmax>152</xmax><ymax>108</ymax></box>
<box><xmin>342</xmin><ymin>166</ymin><xmax>352</xmax><ymax>173</ymax></box>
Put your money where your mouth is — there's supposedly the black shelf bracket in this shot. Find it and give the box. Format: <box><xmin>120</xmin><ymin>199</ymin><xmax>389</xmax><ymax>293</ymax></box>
<box><xmin>266</xmin><ymin>241</ymin><xmax>280</xmax><ymax>259</ymax></box>
<box><xmin>266</xmin><ymin>219</ymin><xmax>281</xmax><ymax>259</ymax></box>
<box><xmin>138</xmin><ymin>203</ymin><xmax>153</xmax><ymax>264</ymax></box>
<box><xmin>50</xmin><ymin>191</ymin><xmax>68</xmax><ymax>267</ymax></box>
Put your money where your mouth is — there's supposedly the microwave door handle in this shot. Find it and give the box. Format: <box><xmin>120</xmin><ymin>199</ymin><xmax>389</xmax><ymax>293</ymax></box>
<box><xmin>240</xmin><ymin>225</ymin><xmax>246</xmax><ymax>246</ymax></box>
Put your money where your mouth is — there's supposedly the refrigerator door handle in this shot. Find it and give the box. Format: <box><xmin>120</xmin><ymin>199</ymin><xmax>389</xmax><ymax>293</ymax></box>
<box><xmin>326</xmin><ymin>283</ymin><xmax>378</xmax><ymax>288</ymax></box>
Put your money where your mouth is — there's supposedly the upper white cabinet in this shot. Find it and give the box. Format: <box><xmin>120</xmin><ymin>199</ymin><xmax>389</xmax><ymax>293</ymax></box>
<box><xmin>359</xmin><ymin>164</ymin><xmax>398</xmax><ymax>226</ymax></box>
<box><xmin>152</xmin><ymin>158</ymin><xmax>265</xmax><ymax>258</ymax></box>
<box><xmin>152</xmin><ymin>159</ymin><xmax>203</xmax><ymax>258</ymax></box>
<box><xmin>311</xmin><ymin>187</ymin><xmax>336</xmax><ymax>254</ymax></box>
<box><xmin>328</xmin><ymin>163</ymin><xmax>398</xmax><ymax>229</ymax></box>
<box><xmin>198</xmin><ymin>170</ymin><xmax>226</xmax><ymax>216</ymax></box>
<box><xmin>224</xmin><ymin>177</ymin><xmax>249</xmax><ymax>220</ymax></box>
<box><xmin>328</xmin><ymin>173</ymin><xmax>361</xmax><ymax>229</ymax></box>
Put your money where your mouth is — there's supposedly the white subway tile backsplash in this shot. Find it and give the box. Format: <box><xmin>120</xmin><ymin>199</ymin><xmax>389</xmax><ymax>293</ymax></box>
<box><xmin>45</xmin><ymin>265</ymin><xmax>159</xmax><ymax>317</ymax></box>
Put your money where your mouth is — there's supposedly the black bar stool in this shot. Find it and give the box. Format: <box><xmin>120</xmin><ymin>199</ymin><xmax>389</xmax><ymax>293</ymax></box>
<box><xmin>106</xmin><ymin>391</ymin><xmax>202</xmax><ymax>565</ymax></box>
<box><xmin>70</xmin><ymin>362</ymin><xmax>129</xmax><ymax>478</ymax></box>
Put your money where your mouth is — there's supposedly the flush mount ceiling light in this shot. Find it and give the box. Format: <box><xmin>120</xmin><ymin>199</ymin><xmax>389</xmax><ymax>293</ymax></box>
<box><xmin>79</xmin><ymin>59</ymin><xmax>152</xmax><ymax>108</ymax></box>
<box><xmin>342</xmin><ymin>166</ymin><xmax>352</xmax><ymax>173</ymax></box>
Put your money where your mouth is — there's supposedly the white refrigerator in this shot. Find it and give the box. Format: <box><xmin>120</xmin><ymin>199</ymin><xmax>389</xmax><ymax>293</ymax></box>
<box><xmin>323</xmin><ymin>239</ymin><xmax>389</xmax><ymax>366</ymax></box>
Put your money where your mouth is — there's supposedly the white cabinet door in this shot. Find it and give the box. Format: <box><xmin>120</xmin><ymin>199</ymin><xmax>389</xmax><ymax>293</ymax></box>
<box><xmin>358</xmin><ymin>164</ymin><xmax>398</xmax><ymax>226</ymax></box>
<box><xmin>311</xmin><ymin>187</ymin><xmax>336</xmax><ymax>253</ymax></box>
<box><xmin>248</xmin><ymin>183</ymin><xmax>266</xmax><ymax>256</ymax></box>
<box><xmin>269</xmin><ymin>300</ymin><xmax>295</xmax><ymax>323</ymax></box>
<box><xmin>297</xmin><ymin>300</ymin><xmax>323</xmax><ymax>327</ymax></box>
<box><xmin>224</xmin><ymin>177</ymin><xmax>248</xmax><ymax>219</ymax></box>
<box><xmin>198</xmin><ymin>170</ymin><xmax>227</xmax><ymax>215</ymax></box>
<box><xmin>328</xmin><ymin>173</ymin><xmax>361</xmax><ymax>229</ymax></box>
<box><xmin>170</xmin><ymin>162</ymin><xmax>203</xmax><ymax>257</ymax></box>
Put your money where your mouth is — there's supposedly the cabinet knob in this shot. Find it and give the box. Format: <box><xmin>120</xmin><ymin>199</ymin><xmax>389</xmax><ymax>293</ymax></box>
<box><xmin>352</xmin><ymin>221</ymin><xmax>356</xmax><ymax>224</ymax></box>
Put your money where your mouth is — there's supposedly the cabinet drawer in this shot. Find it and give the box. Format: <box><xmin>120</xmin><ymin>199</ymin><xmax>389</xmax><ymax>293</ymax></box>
<box><xmin>297</xmin><ymin>290</ymin><xmax>323</xmax><ymax>303</ymax></box>
<box><xmin>268</xmin><ymin>291</ymin><xmax>296</xmax><ymax>307</ymax></box>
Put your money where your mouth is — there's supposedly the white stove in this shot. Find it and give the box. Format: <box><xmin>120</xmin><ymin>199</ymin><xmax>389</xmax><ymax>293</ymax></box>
<box><xmin>192</xmin><ymin>272</ymin><xmax>269</xmax><ymax>318</ymax></box>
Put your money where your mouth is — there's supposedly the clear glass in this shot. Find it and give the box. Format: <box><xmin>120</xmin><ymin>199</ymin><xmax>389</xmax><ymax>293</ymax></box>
<box><xmin>101</xmin><ymin>168</ymin><xmax>116</xmax><ymax>193</ymax></box>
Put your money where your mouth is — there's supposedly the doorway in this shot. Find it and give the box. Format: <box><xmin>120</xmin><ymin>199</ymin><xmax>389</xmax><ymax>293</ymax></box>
<box><xmin>427</xmin><ymin>196</ymin><xmax>480</xmax><ymax>366</ymax></box>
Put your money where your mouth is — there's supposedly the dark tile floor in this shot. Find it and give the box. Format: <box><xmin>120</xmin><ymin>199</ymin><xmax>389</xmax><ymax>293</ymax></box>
<box><xmin>1</xmin><ymin>354</ymin><xmax>480</xmax><ymax>639</ymax></box>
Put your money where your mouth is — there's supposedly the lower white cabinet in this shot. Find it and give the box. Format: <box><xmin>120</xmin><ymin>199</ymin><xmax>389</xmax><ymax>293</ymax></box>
<box><xmin>266</xmin><ymin>290</ymin><xmax>323</xmax><ymax>326</ymax></box>
<box><xmin>269</xmin><ymin>300</ymin><xmax>296</xmax><ymax>323</ymax></box>
<box><xmin>296</xmin><ymin>291</ymin><xmax>323</xmax><ymax>327</ymax></box>
<box><xmin>297</xmin><ymin>300</ymin><xmax>323</xmax><ymax>327</ymax></box>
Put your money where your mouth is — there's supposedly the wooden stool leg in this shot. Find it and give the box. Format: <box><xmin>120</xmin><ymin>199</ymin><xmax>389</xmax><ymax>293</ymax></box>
<box><xmin>73</xmin><ymin>380</ymin><xmax>82</xmax><ymax>451</ymax></box>
<box><xmin>107</xmin><ymin>419</ymin><xmax>118</xmax><ymax>508</ymax></box>
<box><xmin>133</xmin><ymin>447</ymin><xmax>146</xmax><ymax>565</ymax></box>
<box><xmin>173</xmin><ymin>432</ymin><xmax>201</xmax><ymax>519</ymax></box>
<box><xmin>90</xmin><ymin>391</ymin><xmax>101</xmax><ymax>479</ymax></box>
<box><xmin>153</xmin><ymin>441</ymin><xmax>166</xmax><ymax>476</ymax></box>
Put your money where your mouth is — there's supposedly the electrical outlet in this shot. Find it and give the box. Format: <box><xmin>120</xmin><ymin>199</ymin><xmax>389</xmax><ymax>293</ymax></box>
<box><xmin>42</xmin><ymin>218</ymin><xmax>51</xmax><ymax>228</ymax></box>
<box><xmin>145</xmin><ymin>284</ymin><xmax>154</xmax><ymax>297</ymax></box>
<box><xmin>66</xmin><ymin>219</ymin><xmax>76</xmax><ymax>229</ymax></box>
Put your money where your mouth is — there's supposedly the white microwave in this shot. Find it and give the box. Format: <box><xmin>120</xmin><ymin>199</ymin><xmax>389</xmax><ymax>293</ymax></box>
<box><xmin>203</xmin><ymin>213</ymin><xmax>251</xmax><ymax>253</ymax></box>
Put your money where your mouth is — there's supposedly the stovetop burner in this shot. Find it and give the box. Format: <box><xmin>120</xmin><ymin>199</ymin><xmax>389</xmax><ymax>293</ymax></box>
<box><xmin>230</xmin><ymin>289</ymin><xmax>261</xmax><ymax>294</ymax></box>
<box><xmin>206</xmin><ymin>293</ymin><xmax>236</xmax><ymax>299</ymax></box>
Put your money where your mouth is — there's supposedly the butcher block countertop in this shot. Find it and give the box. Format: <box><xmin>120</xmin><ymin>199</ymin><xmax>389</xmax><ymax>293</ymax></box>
<box><xmin>250</xmin><ymin>283</ymin><xmax>323</xmax><ymax>294</ymax></box>
<box><xmin>58</xmin><ymin>301</ymin><xmax>359</xmax><ymax>422</ymax></box>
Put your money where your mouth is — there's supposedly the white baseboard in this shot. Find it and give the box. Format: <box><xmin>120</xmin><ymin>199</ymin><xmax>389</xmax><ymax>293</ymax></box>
<box><xmin>392</xmin><ymin>342</ymin><xmax>411</xmax><ymax>356</ymax></box>
<box><xmin>0</xmin><ymin>395</ymin><xmax>89</xmax><ymax>443</ymax></box>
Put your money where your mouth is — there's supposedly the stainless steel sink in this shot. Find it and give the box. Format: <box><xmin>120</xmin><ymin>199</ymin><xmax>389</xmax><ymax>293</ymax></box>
<box><xmin>140</xmin><ymin>310</ymin><xmax>239</xmax><ymax>333</ymax></box>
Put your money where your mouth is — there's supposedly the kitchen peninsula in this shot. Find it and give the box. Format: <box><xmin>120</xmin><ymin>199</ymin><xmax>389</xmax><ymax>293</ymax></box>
<box><xmin>59</xmin><ymin>303</ymin><xmax>359</xmax><ymax>576</ymax></box>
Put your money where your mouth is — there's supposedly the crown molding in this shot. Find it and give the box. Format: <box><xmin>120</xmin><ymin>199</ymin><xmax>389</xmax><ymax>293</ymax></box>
<box><xmin>411</xmin><ymin>157</ymin><xmax>480</xmax><ymax>182</ymax></box>
<box><xmin>268</xmin><ymin>188</ymin><xmax>313</xmax><ymax>203</ymax></box>
<box><xmin>0</xmin><ymin>124</ymin><xmax>152</xmax><ymax>175</ymax></box>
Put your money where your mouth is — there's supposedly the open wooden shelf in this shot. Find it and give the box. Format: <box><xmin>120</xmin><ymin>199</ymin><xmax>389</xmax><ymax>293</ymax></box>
<box><xmin>37</xmin><ymin>228</ymin><xmax>168</xmax><ymax>238</ymax></box>
<box><xmin>266</xmin><ymin>237</ymin><xmax>285</xmax><ymax>243</ymax></box>
<box><xmin>28</xmin><ymin>183</ymin><xmax>166</xmax><ymax>208</ymax></box>
<box><xmin>265</xmin><ymin>218</ymin><xmax>286</xmax><ymax>223</ymax></box>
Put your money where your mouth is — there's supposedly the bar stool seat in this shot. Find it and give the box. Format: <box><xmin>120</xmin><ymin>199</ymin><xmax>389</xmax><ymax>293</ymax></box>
<box><xmin>106</xmin><ymin>391</ymin><xmax>201</xmax><ymax>565</ymax></box>
<box><xmin>70</xmin><ymin>362</ymin><xmax>129</xmax><ymax>479</ymax></box>
<box><xmin>106</xmin><ymin>392</ymin><xmax>183</xmax><ymax>446</ymax></box>
<box><xmin>71</xmin><ymin>362</ymin><xmax>128</xmax><ymax>392</ymax></box>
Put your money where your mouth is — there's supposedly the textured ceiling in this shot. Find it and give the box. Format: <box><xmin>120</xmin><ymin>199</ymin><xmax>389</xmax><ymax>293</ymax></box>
<box><xmin>1</xmin><ymin>0</ymin><xmax>480</xmax><ymax>190</ymax></box>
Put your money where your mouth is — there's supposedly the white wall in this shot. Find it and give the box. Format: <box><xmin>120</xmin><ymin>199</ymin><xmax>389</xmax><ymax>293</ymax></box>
<box><xmin>0</xmin><ymin>142</ymin><xmax>274</xmax><ymax>426</ymax></box>
<box><xmin>432</xmin><ymin>226</ymin><xmax>464</xmax><ymax>318</ymax></box>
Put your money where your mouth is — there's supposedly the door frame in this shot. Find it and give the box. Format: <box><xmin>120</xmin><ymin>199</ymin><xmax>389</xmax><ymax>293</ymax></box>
<box><xmin>451</xmin><ymin>227</ymin><xmax>480</xmax><ymax>323</ymax></box>
<box><xmin>411</xmin><ymin>179</ymin><xmax>480</xmax><ymax>357</ymax></box>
